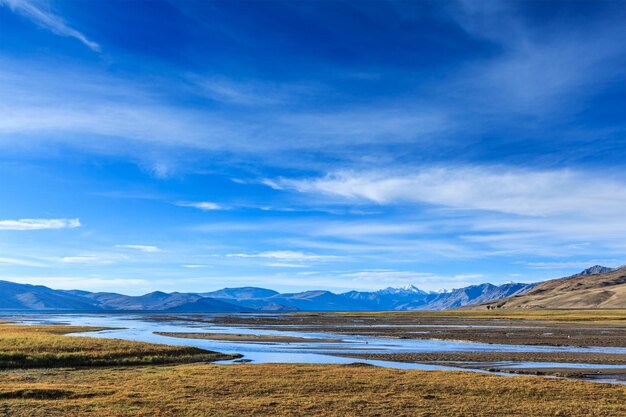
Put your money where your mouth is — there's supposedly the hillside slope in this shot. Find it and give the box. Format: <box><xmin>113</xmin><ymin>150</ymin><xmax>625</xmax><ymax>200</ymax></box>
<box><xmin>472</xmin><ymin>266</ymin><xmax>626</xmax><ymax>309</ymax></box>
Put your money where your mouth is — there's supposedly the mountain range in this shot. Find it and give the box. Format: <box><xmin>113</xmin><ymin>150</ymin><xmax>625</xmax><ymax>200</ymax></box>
<box><xmin>0</xmin><ymin>266</ymin><xmax>620</xmax><ymax>312</ymax></box>
<box><xmin>0</xmin><ymin>279</ymin><xmax>534</xmax><ymax>312</ymax></box>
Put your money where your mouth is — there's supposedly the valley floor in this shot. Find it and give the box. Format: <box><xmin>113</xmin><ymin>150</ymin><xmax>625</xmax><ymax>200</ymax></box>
<box><xmin>1</xmin><ymin>363</ymin><xmax>626</xmax><ymax>417</ymax></box>
<box><xmin>1</xmin><ymin>315</ymin><xmax>625</xmax><ymax>416</ymax></box>
<box><xmin>205</xmin><ymin>309</ymin><xmax>626</xmax><ymax>347</ymax></box>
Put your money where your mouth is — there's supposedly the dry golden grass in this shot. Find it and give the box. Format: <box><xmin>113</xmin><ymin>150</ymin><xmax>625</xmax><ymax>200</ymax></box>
<box><xmin>1</xmin><ymin>322</ymin><xmax>625</xmax><ymax>416</ymax></box>
<box><xmin>475</xmin><ymin>267</ymin><xmax>626</xmax><ymax>310</ymax></box>
<box><xmin>0</xmin><ymin>363</ymin><xmax>624</xmax><ymax>416</ymax></box>
<box><xmin>0</xmin><ymin>323</ymin><xmax>238</xmax><ymax>368</ymax></box>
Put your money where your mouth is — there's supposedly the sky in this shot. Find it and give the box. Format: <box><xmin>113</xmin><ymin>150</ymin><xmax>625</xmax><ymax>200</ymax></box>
<box><xmin>0</xmin><ymin>0</ymin><xmax>624</xmax><ymax>295</ymax></box>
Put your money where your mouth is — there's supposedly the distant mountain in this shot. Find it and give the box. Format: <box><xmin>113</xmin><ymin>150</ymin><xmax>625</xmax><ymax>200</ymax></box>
<box><xmin>413</xmin><ymin>282</ymin><xmax>535</xmax><ymax>310</ymax></box>
<box><xmin>267</xmin><ymin>290</ymin><xmax>374</xmax><ymax>311</ymax></box>
<box><xmin>377</xmin><ymin>284</ymin><xmax>429</xmax><ymax>296</ymax></box>
<box><xmin>340</xmin><ymin>282</ymin><xmax>534</xmax><ymax>311</ymax></box>
<box><xmin>199</xmin><ymin>287</ymin><xmax>290</xmax><ymax>311</ymax></box>
<box><xmin>576</xmin><ymin>265</ymin><xmax>616</xmax><ymax>276</ymax></box>
<box><xmin>0</xmin><ymin>281</ymin><xmax>247</xmax><ymax>312</ymax></box>
<box><xmin>472</xmin><ymin>266</ymin><xmax>626</xmax><ymax>310</ymax></box>
<box><xmin>0</xmin><ymin>281</ymin><xmax>101</xmax><ymax>311</ymax></box>
<box><xmin>2</xmin><ymin>274</ymin><xmax>579</xmax><ymax>312</ymax></box>
<box><xmin>200</xmin><ymin>287</ymin><xmax>279</xmax><ymax>299</ymax></box>
<box><xmin>341</xmin><ymin>285</ymin><xmax>431</xmax><ymax>310</ymax></box>
<box><xmin>80</xmin><ymin>291</ymin><xmax>250</xmax><ymax>312</ymax></box>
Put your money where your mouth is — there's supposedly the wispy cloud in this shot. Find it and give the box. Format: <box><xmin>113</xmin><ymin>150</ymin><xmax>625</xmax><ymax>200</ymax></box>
<box><xmin>0</xmin><ymin>0</ymin><xmax>100</xmax><ymax>51</ymax></box>
<box><xmin>115</xmin><ymin>244</ymin><xmax>162</xmax><ymax>253</ymax></box>
<box><xmin>0</xmin><ymin>218</ymin><xmax>81</xmax><ymax>231</ymax></box>
<box><xmin>0</xmin><ymin>256</ymin><xmax>46</xmax><ymax>267</ymax></box>
<box><xmin>338</xmin><ymin>270</ymin><xmax>435</xmax><ymax>284</ymax></box>
<box><xmin>59</xmin><ymin>254</ymin><xmax>122</xmax><ymax>264</ymax></box>
<box><xmin>525</xmin><ymin>260</ymin><xmax>625</xmax><ymax>270</ymax></box>
<box><xmin>4</xmin><ymin>276</ymin><xmax>148</xmax><ymax>291</ymax></box>
<box><xmin>444</xmin><ymin>0</ymin><xmax>624</xmax><ymax>114</ymax></box>
<box><xmin>265</xmin><ymin>262</ymin><xmax>309</xmax><ymax>268</ymax></box>
<box><xmin>176</xmin><ymin>201</ymin><xmax>224</xmax><ymax>211</ymax></box>
<box><xmin>226</xmin><ymin>250</ymin><xmax>342</xmax><ymax>262</ymax></box>
<box><xmin>267</xmin><ymin>167</ymin><xmax>626</xmax><ymax>218</ymax></box>
<box><xmin>188</xmin><ymin>75</ymin><xmax>315</xmax><ymax>106</ymax></box>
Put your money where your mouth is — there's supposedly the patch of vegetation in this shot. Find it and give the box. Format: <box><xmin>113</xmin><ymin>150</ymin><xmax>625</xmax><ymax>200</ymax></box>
<box><xmin>0</xmin><ymin>364</ymin><xmax>625</xmax><ymax>416</ymax></box>
<box><xmin>0</xmin><ymin>323</ymin><xmax>239</xmax><ymax>368</ymax></box>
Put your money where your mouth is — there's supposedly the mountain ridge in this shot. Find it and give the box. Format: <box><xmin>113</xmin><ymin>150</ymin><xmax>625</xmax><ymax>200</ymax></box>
<box><xmin>4</xmin><ymin>266</ymin><xmax>620</xmax><ymax>312</ymax></box>
<box><xmin>0</xmin><ymin>278</ymin><xmax>536</xmax><ymax>312</ymax></box>
<box><xmin>470</xmin><ymin>266</ymin><xmax>626</xmax><ymax>310</ymax></box>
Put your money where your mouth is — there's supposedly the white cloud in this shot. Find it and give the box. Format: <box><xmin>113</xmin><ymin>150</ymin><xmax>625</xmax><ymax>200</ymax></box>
<box><xmin>115</xmin><ymin>244</ymin><xmax>162</xmax><ymax>253</ymax></box>
<box><xmin>444</xmin><ymin>0</ymin><xmax>624</xmax><ymax>114</ymax></box>
<box><xmin>323</xmin><ymin>269</ymin><xmax>491</xmax><ymax>291</ymax></box>
<box><xmin>59</xmin><ymin>255</ymin><xmax>112</xmax><ymax>264</ymax></box>
<box><xmin>0</xmin><ymin>218</ymin><xmax>81</xmax><ymax>231</ymax></box>
<box><xmin>0</xmin><ymin>59</ymin><xmax>450</xmax><ymax>174</ymax></box>
<box><xmin>339</xmin><ymin>270</ymin><xmax>435</xmax><ymax>283</ymax></box>
<box><xmin>267</xmin><ymin>167</ymin><xmax>626</xmax><ymax>218</ymax></box>
<box><xmin>525</xmin><ymin>260</ymin><xmax>625</xmax><ymax>270</ymax></box>
<box><xmin>226</xmin><ymin>250</ymin><xmax>342</xmax><ymax>262</ymax></box>
<box><xmin>4</xmin><ymin>276</ymin><xmax>148</xmax><ymax>291</ymax></box>
<box><xmin>189</xmin><ymin>75</ymin><xmax>306</xmax><ymax>106</ymax></box>
<box><xmin>0</xmin><ymin>0</ymin><xmax>100</xmax><ymax>51</ymax></box>
<box><xmin>265</xmin><ymin>263</ymin><xmax>309</xmax><ymax>268</ymax></box>
<box><xmin>0</xmin><ymin>256</ymin><xmax>46</xmax><ymax>267</ymax></box>
<box><xmin>176</xmin><ymin>201</ymin><xmax>224</xmax><ymax>211</ymax></box>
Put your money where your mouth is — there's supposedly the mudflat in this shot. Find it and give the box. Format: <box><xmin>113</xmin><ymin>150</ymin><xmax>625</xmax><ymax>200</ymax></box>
<box><xmin>200</xmin><ymin>310</ymin><xmax>626</xmax><ymax>347</ymax></box>
<box><xmin>331</xmin><ymin>351</ymin><xmax>626</xmax><ymax>365</ymax></box>
<box><xmin>330</xmin><ymin>352</ymin><xmax>626</xmax><ymax>381</ymax></box>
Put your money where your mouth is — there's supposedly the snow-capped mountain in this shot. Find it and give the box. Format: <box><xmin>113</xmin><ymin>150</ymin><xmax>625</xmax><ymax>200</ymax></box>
<box><xmin>376</xmin><ymin>284</ymin><xmax>429</xmax><ymax>296</ymax></box>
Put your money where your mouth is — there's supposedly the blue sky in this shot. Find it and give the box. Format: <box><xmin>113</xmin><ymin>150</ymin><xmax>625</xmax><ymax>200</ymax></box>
<box><xmin>0</xmin><ymin>0</ymin><xmax>624</xmax><ymax>294</ymax></box>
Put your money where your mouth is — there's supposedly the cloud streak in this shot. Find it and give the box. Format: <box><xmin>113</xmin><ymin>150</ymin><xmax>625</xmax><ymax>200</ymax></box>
<box><xmin>0</xmin><ymin>0</ymin><xmax>100</xmax><ymax>51</ymax></box>
<box><xmin>176</xmin><ymin>202</ymin><xmax>224</xmax><ymax>211</ymax></box>
<box><xmin>0</xmin><ymin>218</ymin><xmax>81</xmax><ymax>231</ymax></box>
<box><xmin>267</xmin><ymin>167</ymin><xmax>626</xmax><ymax>218</ymax></box>
<box><xmin>0</xmin><ymin>256</ymin><xmax>46</xmax><ymax>267</ymax></box>
<box><xmin>115</xmin><ymin>245</ymin><xmax>162</xmax><ymax>253</ymax></box>
<box><xmin>226</xmin><ymin>250</ymin><xmax>342</xmax><ymax>262</ymax></box>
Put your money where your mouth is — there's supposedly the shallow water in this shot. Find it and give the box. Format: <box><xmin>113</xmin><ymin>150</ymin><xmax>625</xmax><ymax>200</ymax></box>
<box><xmin>4</xmin><ymin>313</ymin><xmax>626</xmax><ymax>380</ymax></box>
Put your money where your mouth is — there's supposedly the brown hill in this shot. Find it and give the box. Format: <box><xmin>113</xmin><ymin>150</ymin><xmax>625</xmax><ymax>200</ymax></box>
<box><xmin>469</xmin><ymin>267</ymin><xmax>626</xmax><ymax>309</ymax></box>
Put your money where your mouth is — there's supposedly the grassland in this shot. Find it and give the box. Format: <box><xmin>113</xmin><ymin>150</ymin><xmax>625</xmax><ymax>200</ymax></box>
<box><xmin>1</xmin><ymin>320</ymin><xmax>625</xmax><ymax>416</ymax></box>
<box><xmin>474</xmin><ymin>267</ymin><xmax>626</xmax><ymax>310</ymax></box>
<box><xmin>0</xmin><ymin>323</ymin><xmax>239</xmax><ymax>368</ymax></box>
<box><xmin>1</xmin><ymin>363</ymin><xmax>625</xmax><ymax>416</ymax></box>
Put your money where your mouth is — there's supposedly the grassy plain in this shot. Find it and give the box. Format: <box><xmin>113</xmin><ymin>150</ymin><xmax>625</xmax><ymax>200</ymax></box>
<box><xmin>1</xmin><ymin>320</ymin><xmax>625</xmax><ymax>416</ymax></box>
<box><xmin>1</xmin><ymin>363</ymin><xmax>625</xmax><ymax>416</ymax></box>
<box><xmin>0</xmin><ymin>323</ymin><xmax>238</xmax><ymax>368</ymax></box>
